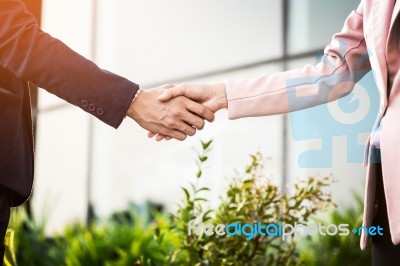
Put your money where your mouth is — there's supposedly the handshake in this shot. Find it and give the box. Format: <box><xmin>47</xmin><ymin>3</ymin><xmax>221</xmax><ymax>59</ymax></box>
<box><xmin>126</xmin><ymin>82</ymin><xmax>228</xmax><ymax>141</ymax></box>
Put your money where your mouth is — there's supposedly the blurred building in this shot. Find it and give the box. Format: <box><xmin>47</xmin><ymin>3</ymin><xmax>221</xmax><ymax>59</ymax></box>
<box><xmin>31</xmin><ymin>0</ymin><xmax>367</xmax><ymax>233</ymax></box>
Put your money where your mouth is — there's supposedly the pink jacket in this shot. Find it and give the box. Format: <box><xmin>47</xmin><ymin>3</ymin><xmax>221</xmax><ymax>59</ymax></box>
<box><xmin>226</xmin><ymin>0</ymin><xmax>400</xmax><ymax>249</ymax></box>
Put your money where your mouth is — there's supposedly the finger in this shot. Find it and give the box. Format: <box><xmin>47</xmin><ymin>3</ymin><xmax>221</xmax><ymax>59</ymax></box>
<box><xmin>170</xmin><ymin>119</ymin><xmax>197</xmax><ymax>136</ymax></box>
<box><xmin>182</xmin><ymin>112</ymin><xmax>205</xmax><ymax>130</ymax></box>
<box><xmin>158</xmin><ymin>85</ymin><xmax>186</xmax><ymax>102</ymax></box>
<box><xmin>177</xmin><ymin>122</ymin><xmax>196</xmax><ymax>136</ymax></box>
<box><xmin>161</xmin><ymin>128</ymin><xmax>187</xmax><ymax>141</ymax></box>
<box><xmin>148</xmin><ymin>132</ymin><xmax>157</xmax><ymax>138</ymax></box>
<box><xmin>185</xmin><ymin>100</ymin><xmax>215</xmax><ymax>122</ymax></box>
<box><xmin>156</xmin><ymin>135</ymin><xmax>166</xmax><ymax>141</ymax></box>
<box><xmin>154</xmin><ymin>134</ymin><xmax>171</xmax><ymax>141</ymax></box>
<box><xmin>148</xmin><ymin>131</ymin><xmax>166</xmax><ymax>141</ymax></box>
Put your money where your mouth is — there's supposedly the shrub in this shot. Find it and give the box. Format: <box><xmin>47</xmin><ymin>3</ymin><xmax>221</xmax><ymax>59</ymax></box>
<box><xmin>5</xmin><ymin>140</ymin><xmax>361</xmax><ymax>266</ymax></box>
<box><xmin>164</xmin><ymin>140</ymin><xmax>333</xmax><ymax>265</ymax></box>
<box><xmin>5</xmin><ymin>204</ymin><xmax>172</xmax><ymax>265</ymax></box>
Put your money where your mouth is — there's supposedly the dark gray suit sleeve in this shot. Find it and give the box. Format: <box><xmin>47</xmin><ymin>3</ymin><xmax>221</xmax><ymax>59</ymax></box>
<box><xmin>0</xmin><ymin>0</ymin><xmax>139</xmax><ymax>128</ymax></box>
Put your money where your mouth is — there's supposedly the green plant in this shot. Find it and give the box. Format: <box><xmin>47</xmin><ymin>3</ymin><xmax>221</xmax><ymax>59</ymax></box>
<box><xmin>5</xmin><ymin>206</ymin><xmax>62</xmax><ymax>266</ymax></box>
<box><xmin>165</xmin><ymin>140</ymin><xmax>334</xmax><ymax>266</ymax></box>
<box><xmin>5</xmin><ymin>205</ymin><xmax>173</xmax><ymax>266</ymax></box>
<box><xmin>59</xmin><ymin>214</ymin><xmax>167</xmax><ymax>266</ymax></box>
<box><xmin>298</xmin><ymin>192</ymin><xmax>371</xmax><ymax>266</ymax></box>
<box><xmin>5</xmin><ymin>140</ymin><xmax>356</xmax><ymax>266</ymax></box>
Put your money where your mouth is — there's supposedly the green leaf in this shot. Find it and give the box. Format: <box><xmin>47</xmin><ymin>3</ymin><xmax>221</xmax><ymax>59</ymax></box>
<box><xmin>199</xmin><ymin>156</ymin><xmax>208</xmax><ymax>163</ymax></box>
<box><xmin>194</xmin><ymin>198</ymin><xmax>207</xmax><ymax>202</ymax></box>
<box><xmin>196</xmin><ymin>170</ymin><xmax>202</xmax><ymax>178</ymax></box>
<box><xmin>197</xmin><ymin>187</ymin><xmax>210</xmax><ymax>193</ymax></box>
<box><xmin>202</xmin><ymin>210</ymin><xmax>214</xmax><ymax>221</ymax></box>
<box><xmin>182</xmin><ymin>187</ymin><xmax>190</xmax><ymax>201</ymax></box>
<box><xmin>201</xmin><ymin>140</ymin><xmax>213</xmax><ymax>150</ymax></box>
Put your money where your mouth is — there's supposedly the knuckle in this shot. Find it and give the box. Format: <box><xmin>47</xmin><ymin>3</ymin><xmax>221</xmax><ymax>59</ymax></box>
<box><xmin>177</xmin><ymin>110</ymin><xmax>185</xmax><ymax>117</ymax></box>
<box><xmin>167</xmin><ymin>120</ymin><xmax>177</xmax><ymax>128</ymax></box>
<box><xmin>171</xmin><ymin>109</ymin><xmax>183</xmax><ymax>117</ymax></box>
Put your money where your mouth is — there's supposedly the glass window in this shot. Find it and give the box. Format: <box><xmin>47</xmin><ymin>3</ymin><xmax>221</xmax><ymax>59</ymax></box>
<box><xmin>288</xmin><ymin>0</ymin><xmax>360</xmax><ymax>54</ymax></box>
<box><xmin>96</xmin><ymin>0</ymin><xmax>283</xmax><ymax>85</ymax></box>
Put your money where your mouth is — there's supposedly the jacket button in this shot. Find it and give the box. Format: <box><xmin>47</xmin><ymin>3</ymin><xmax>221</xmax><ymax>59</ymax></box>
<box><xmin>88</xmin><ymin>104</ymin><xmax>96</xmax><ymax>112</ymax></box>
<box><xmin>96</xmin><ymin>108</ymin><xmax>104</xmax><ymax>116</ymax></box>
<box><xmin>81</xmin><ymin>100</ymin><xmax>88</xmax><ymax>108</ymax></box>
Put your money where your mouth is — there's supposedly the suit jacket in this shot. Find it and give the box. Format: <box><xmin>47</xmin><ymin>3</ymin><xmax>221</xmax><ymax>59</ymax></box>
<box><xmin>226</xmin><ymin>0</ymin><xmax>400</xmax><ymax>249</ymax></box>
<box><xmin>0</xmin><ymin>0</ymin><xmax>139</xmax><ymax>207</ymax></box>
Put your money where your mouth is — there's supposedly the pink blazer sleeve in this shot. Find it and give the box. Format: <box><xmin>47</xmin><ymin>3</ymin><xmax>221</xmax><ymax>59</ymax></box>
<box><xmin>226</xmin><ymin>4</ymin><xmax>371</xmax><ymax>119</ymax></box>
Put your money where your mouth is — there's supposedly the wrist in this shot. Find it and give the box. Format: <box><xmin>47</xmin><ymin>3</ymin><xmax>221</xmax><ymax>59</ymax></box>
<box><xmin>127</xmin><ymin>88</ymin><xmax>145</xmax><ymax>119</ymax></box>
<box><xmin>213</xmin><ymin>83</ymin><xmax>228</xmax><ymax>110</ymax></box>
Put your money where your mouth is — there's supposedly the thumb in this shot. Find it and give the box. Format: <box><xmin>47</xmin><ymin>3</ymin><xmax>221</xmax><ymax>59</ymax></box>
<box><xmin>157</xmin><ymin>84</ymin><xmax>175</xmax><ymax>101</ymax></box>
<box><xmin>157</xmin><ymin>89</ymin><xmax>174</xmax><ymax>102</ymax></box>
<box><xmin>158</xmin><ymin>85</ymin><xmax>186</xmax><ymax>101</ymax></box>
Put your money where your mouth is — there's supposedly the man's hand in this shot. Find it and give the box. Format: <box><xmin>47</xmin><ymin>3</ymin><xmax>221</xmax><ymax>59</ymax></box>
<box><xmin>126</xmin><ymin>85</ymin><xmax>215</xmax><ymax>141</ymax></box>
<box><xmin>148</xmin><ymin>83</ymin><xmax>228</xmax><ymax>141</ymax></box>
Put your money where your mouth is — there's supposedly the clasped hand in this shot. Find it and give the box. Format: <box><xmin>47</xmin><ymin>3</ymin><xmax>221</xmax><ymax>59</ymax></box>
<box><xmin>126</xmin><ymin>83</ymin><xmax>227</xmax><ymax>141</ymax></box>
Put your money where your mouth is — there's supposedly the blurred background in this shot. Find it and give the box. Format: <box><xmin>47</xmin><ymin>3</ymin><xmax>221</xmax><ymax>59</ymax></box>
<box><xmin>26</xmin><ymin>0</ymin><xmax>370</xmax><ymax>234</ymax></box>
